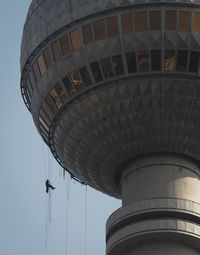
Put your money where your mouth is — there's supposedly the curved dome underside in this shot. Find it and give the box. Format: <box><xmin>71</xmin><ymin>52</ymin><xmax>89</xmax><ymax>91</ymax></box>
<box><xmin>52</xmin><ymin>77</ymin><xmax>200</xmax><ymax>197</ymax></box>
<box><xmin>21</xmin><ymin>0</ymin><xmax>200</xmax><ymax>69</ymax></box>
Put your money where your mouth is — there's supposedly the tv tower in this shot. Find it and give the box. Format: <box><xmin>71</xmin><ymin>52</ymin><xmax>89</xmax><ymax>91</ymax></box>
<box><xmin>21</xmin><ymin>0</ymin><xmax>200</xmax><ymax>254</ymax></box>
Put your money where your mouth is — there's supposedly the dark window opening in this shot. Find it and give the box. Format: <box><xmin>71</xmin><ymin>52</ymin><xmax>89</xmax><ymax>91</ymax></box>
<box><xmin>70</xmin><ymin>71</ymin><xmax>83</xmax><ymax>91</ymax></box>
<box><xmin>121</xmin><ymin>14</ymin><xmax>133</xmax><ymax>34</ymax></box>
<box><xmin>150</xmin><ymin>11</ymin><xmax>161</xmax><ymax>31</ymax></box>
<box><xmin>165</xmin><ymin>11</ymin><xmax>176</xmax><ymax>31</ymax></box>
<box><xmin>107</xmin><ymin>16</ymin><xmax>119</xmax><ymax>37</ymax></box>
<box><xmin>55</xmin><ymin>83</ymin><xmax>67</xmax><ymax>103</ymax></box>
<box><xmin>62</xmin><ymin>76</ymin><xmax>76</xmax><ymax>96</ymax></box>
<box><xmin>164</xmin><ymin>50</ymin><xmax>175</xmax><ymax>71</ymax></box>
<box><xmin>40</xmin><ymin>109</ymin><xmax>51</xmax><ymax>126</ymax></box>
<box><xmin>179</xmin><ymin>11</ymin><xmax>191</xmax><ymax>31</ymax></box>
<box><xmin>112</xmin><ymin>55</ymin><xmax>124</xmax><ymax>76</ymax></box>
<box><xmin>90</xmin><ymin>62</ymin><xmax>103</xmax><ymax>82</ymax></box>
<box><xmin>79</xmin><ymin>66</ymin><xmax>92</xmax><ymax>87</ymax></box>
<box><xmin>82</xmin><ymin>24</ymin><xmax>93</xmax><ymax>44</ymax></box>
<box><xmin>45</xmin><ymin>96</ymin><xmax>57</xmax><ymax>114</ymax></box>
<box><xmin>93</xmin><ymin>19</ymin><xmax>106</xmax><ymax>41</ymax></box>
<box><xmin>176</xmin><ymin>50</ymin><xmax>188</xmax><ymax>72</ymax></box>
<box><xmin>42</xmin><ymin>101</ymin><xmax>54</xmax><ymax>120</ymax></box>
<box><xmin>70</xmin><ymin>29</ymin><xmax>81</xmax><ymax>50</ymax></box>
<box><xmin>151</xmin><ymin>50</ymin><xmax>161</xmax><ymax>71</ymax></box>
<box><xmin>101</xmin><ymin>58</ymin><xmax>114</xmax><ymax>79</ymax></box>
<box><xmin>138</xmin><ymin>51</ymin><xmax>150</xmax><ymax>72</ymax></box>
<box><xmin>32</xmin><ymin>62</ymin><xmax>40</xmax><ymax>82</ymax></box>
<box><xmin>189</xmin><ymin>51</ymin><xmax>200</xmax><ymax>73</ymax></box>
<box><xmin>60</xmin><ymin>34</ymin><xmax>71</xmax><ymax>56</ymax></box>
<box><xmin>126</xmin><ymin>52</ymin><xmax>137</xmax><ymax>73</ymax></box>
<box><xmin>37</xmin><ymin>55</ymin><xmax>46</xmax><ymax>76</ymax></box>
<box><xmin>135</xmin><ymin>12</ymin><xmax>147</xmax><ymax>32</ymax></box>
<box><xmin>49</xmin><ymin>89</ymin><xmax>62</xmax><ymax>109</ymax></box>
<box><xmin>193</xmin><ymin>13</ymin><xmax>200</xmax><ymax>32</ymax></box>
<box><xmin>52</xmin><ymin>41</ymin><xmax>62</xmax><ymax>61</ymax></box>
<box><xmin>43</xmin><ymin>48</ymin><xmax>52</xmax><ymax>68</ymax></box>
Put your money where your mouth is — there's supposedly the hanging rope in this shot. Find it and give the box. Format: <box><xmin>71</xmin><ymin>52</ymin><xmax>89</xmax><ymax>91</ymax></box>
<box><xmin>65</xmin><ymin>172</ymin><xmax>70</xmax><ymax>255</ymax></box>
<box><xmin>84</xmin><ymin>185</ymin><xmax>88</xmax><ymax>255</ymax></box>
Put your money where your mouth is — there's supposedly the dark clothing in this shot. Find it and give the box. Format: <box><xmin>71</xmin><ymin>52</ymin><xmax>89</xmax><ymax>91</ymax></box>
<box><xmin>45</xmin><ymin>179</ymin><xmax>55</xmax><ymax>193</ymax></box>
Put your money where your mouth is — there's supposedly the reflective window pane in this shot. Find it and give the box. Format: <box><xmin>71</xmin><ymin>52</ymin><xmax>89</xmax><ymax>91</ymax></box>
<box><xmin>82</xmin><ymin>24</ymin><xmax>93</xmax><ymax>44</ymax></box>
<box><xmin>164</xmin><ymin>50</ymin><xmax>175</xmax><ymax>71</ymax></box>
<box><xmin>165</xmin><ymin>11</ymin><xmax>176</xmax><ymax>31</ymax></box>
<box><xmin>55</xmin><ymin>83</ymin><xmax>67</xmax><ymax>103</ymax></box>
<box><xmin>94</xmin><ymin>19</ymin><xmax>106</xmax><ymax>41</ymax></box>
<box><xmin>126</xmin><ymin>52</ymin><xmax>137</xmax><ymax>73</ymax></box>
<box><xmin>90</xmin><ymin>62</ymin><xmax>103</xmax><ymax>82</ymax></box>
<box><xmin>43</xmin><ymin>48</ymin><xmax>52</xmax><ymax>68</ymax></box>
<box><xmin>42</xmin><ymin>101</ymin><xmax>54</xmax><ymax>120</ymax></box>
<box><xmin>121</xmin><ymin>14</ymin><xmax>133</xmax><ymax>34</ymax></box>
<box><xmin>60</xmin><ymin>34</ymin><xmax>71</xmax><ymax>56</ymax></box>
<box><xmin>193</xmin><ymin>13</ymin><xmax>200</xmax><ymax>32</ymax></box>
<box><xmin>112</xmin><ymin>55</ymin><xmax>124</xmax><ymax>76</ymax></box>
<box><xmin>176</xmin><ymin>50</ymin><xmax>188</xmax><ymax>72</ymax></box>
<box><xmin>39</xmin><ymin>116</ymin><xmax>49</xmax><ymax>131</ymax></box>
<box><xmin>179</xmin><ymin>11</ymin><xmax>191</xmax><ymax>31</ymax></box>
<box><xmin>138</xmin><ymin>51</ymin><xmax>150</xmax><ymax>72</ymax></box>
<box><xmin>70</xmin><ymin>29</ymin><xmax>81</xmax><ymax>50</ymax></box>
<box><xmin>32</xmin><ymin>62</ymin><xmax>40</xmax><ymax>81</ymax></box>
<box><xmin>107</xmin><ymin>16</ymin><xmax>119</xmax><ymax>37</ymax></box>
<box><xmin>151</xmin><ymin>50</ymin><xmax>161</xmax><ymax>71</ymax></box>
<box><xmin>70</xmin><ymin>71</ymin><xmax>83</xmax><ymax>91</ymax></box>
<box><xmin>62</xmin><ymin>76</ymin><xmax>76</xmax><ymax>96</ymax></box>
<box><xmin>49</xmin><ymin>88</ymin><xmax>62</xmax><ymax>109</ymax></box>
<box><xmin>79</xmin><ymin>66</ymin><xmax>92</xmax><ymax>87</ymax></box>
<box><xmin>45</xmin><ymin>95</ymin><xmax>57</xmax><ymax>114</ymax></box>
<box><xmin>189</xmin><ymin>51</ymin><xmax>200</xmax><ymax>73</ymax></box>
<box><xmin>100</xmin><ymin>58</ymin><xmax>114</xmax><ymax>79</ymax></box>
<box><xmin>52</xmin><ymin>41</ymin><xmax>62</xmax><ymax>61</ymax></box>
<box><xmin>150</xmin><ymin>11</ymin><xmax>161</xmax><ymax>31</ymax></box>
<box><xmin>37</xmin><ymin>55</ymin><xmax>46</xmax><ymax>75</ymax></box>
<box><xmin>40</xmin><ymin>109</ymin><xmax>51</xmax><ymax>126</ymax></box>
<box><xmin>135</xmin><ymin>12</ymin><xmax>147</xmax><ymax>32</ymax></box>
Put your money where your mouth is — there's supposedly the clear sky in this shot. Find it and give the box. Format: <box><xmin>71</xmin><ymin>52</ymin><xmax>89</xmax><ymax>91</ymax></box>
<box><xmin>0</xmin><ymin>1</ymin><xmax>120</xmax><ymax>254</ymax></box>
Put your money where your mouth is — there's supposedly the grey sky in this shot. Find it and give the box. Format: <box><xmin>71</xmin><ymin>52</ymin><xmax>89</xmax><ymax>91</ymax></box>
<box><xmin>0</xmin><ymin>1</ymin><xmax>120</xmax><ymax>254</ymax></box>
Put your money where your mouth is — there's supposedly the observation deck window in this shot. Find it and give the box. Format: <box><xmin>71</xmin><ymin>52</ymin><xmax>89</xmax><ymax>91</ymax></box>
<box><xmin>42</xmin><ymin>101</ymin><xmax>54</xmax><ymax>120</ymax></box>
<box><xmin>49</xmin><ymin>89</ymin><xmax>62</xmax><ymax>109</ymax></box>
<box><xmin>176</xmin><ymin>50</ymin><xmax>188</xmax><ymax>72</ymax></box>
<box><xmin>37</xmin><ymin>54</ymin><xmax>46</xmax><ymax>76</ymax></box>
<box><xmin>40</xmin><ymin>109</ymin><xmax>51</xmax><ymax>126</ymax></box>
<box><xmin>138</xmin><ymin>51</ymin><xmax>150</xmax><ymax>72</ymax></box>
<box><xmin>126</xmin><ymin>52</ymin><xmax>137</xmax><ymax>73</ymax></box>
<box><xmin>179</xmin><ymin>11</ymin><xmax>191</xmax><ymax>31</ymax></box>
<box><xmin>193</xmin><ymin>13</ymin><xmax>200</xmax><ymax>32</ymax></box>
<box><xmin>135</xmin><ymin>12</ymin><xmax>147</xmax><ymax>32</ymax></box>
<box><xmin>189</xmin><ymin>51</ymin><xmax>200</xmax><ymax>73</ymax></box>
<box><xmin>107</xmin><ymin>16</ymin><xmax>119</xmax><ymax>37</ymax></box>
<box><xmin>90</xmin><ymin>61</ymin><xmax>103</xmax><ymax>82</ymax></box>
<box><xmin>112</xmin><ymin>55</ymin><xmax>124</xmax><ymax>76</ymax></box>
<box><xmin>101</xmin><ymin>58</ymin><xmax>114</xmax><ymax>79</ymax></box>
<box><xmin>43</xmin><ymin>48</ymin><xmax>52</xmax><ymax>68</ymax></box>
<box><xmin>70</xmin><ymin>29</ymin><xmax>81</xmax><ymax>50</ymax></box>
<box><xmin>62</xmin><ymin>76</ymin><xmax>76</xmax><ymax>96</ymax></box>
<box><xmin>165</xmin><ymin>11</ymin><xmax>176</xmax><ymax>31</ymax></box>
<box><xmin>164</xmin><ymin>50</ymin><xmax>175</xmax><ymax>71</ymax></box>
<box><xmin>79</xmin><ymin>66</ymin><xmax>92</xmax><ymax>87</ymax></box>
<box><xmin>39</xmin><ymin>116</ymin><xmax>49</xmax><ymax>131</ymax></box>
<box><xmin>45</xmin><ymin>96</ymin><xmax>57</xmax><ymax>114</ymax></box>
<box><xmin>55</xmin><ymin>83</ymin><xmax>67</xmax><ymax>103</ymax></box>
<box><xmin>32</xmin><ymin>62</ymin><xmax>41</xmax><ymax>82</ymax></box>
<box><xmin>121</xmin><ymin>14</ymin><xmax>133</xmax><ymax>34</ymax></box>
<box><xmin>70</xmin><ymin>71</ymin><xmax>83</xmax><ymax>91</ymax></box>
<box><xmin>82</xmin><ymin>24</ymin><xmax>93</xmax><ymax>44</ymax></box>
<box><xmin>60</xmin><ymin>34</ymin><xmax>71</xmax><ymax>56</ymax></box>
<box><xmin>94</xmin><ymin>19</ymin><xmax>106</xmax><ymax>41</ymax></box>
<box><xmin>150</xmin><ymin>11</ymin><xmax>161</xmax><ymax>31</ymax></box>
<box><xmin>52</xmin><ymin>41</ymin><xmax>62</xmax><ymax>61</ymax></box>
<box><xmin>151</xmin><ymin>50</ymin><xmax>161</xmax><ymax>71</ymax></box>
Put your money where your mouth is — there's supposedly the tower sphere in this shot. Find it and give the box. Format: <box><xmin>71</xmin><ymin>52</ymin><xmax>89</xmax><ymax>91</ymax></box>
<box><xmin>21</xmin><ymin>0</ymin><xmax>200</xmax><ymax>198</ymax></box>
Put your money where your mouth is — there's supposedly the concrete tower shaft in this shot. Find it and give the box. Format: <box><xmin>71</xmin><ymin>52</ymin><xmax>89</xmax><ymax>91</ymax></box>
<box><xmin>106</xmin><ymin>154</ymin><xmax>200</xmax><ymax>254</ymax></box>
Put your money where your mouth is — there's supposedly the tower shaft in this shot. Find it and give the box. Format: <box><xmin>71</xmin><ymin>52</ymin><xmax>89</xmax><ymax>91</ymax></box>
<box><xmin>106</xmin><ymin>154</ymin><xmax>200</xmax><ymax>254</ymax></box>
